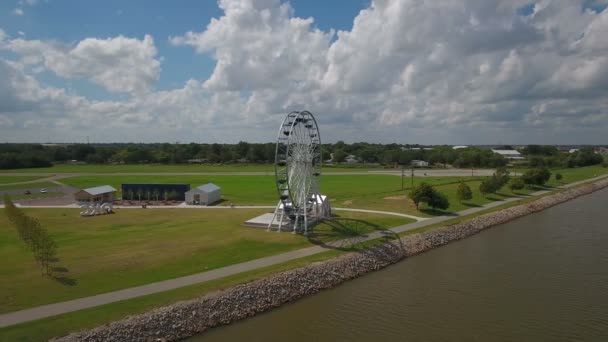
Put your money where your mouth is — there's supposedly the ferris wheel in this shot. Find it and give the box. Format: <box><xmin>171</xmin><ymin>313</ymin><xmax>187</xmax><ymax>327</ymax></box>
<box><xmin>269</xmin><ymin>110</ymin><xmax>329</xmax><ymax>234</ymax></box>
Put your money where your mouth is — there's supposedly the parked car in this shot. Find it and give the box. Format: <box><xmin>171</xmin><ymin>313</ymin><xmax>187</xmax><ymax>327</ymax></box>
<box><xmin>24</xmin><ymin>190</ymin><xmax>31</xmax><ymax>195</ymax></box>
<box><xmin>40</xmin><ymin>189</ymin><xmax>47</xmax><ymax>193</ymax></box>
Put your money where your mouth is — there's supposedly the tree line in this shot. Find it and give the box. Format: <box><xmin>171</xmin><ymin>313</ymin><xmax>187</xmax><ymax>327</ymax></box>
<box><xmin>1</xmin><ymin>142</ymin><xmax>604</xmax><ymax>170</ymax></box>
<box><xmin>522</xmin><ymin>145</ymin><xmax>604</xmax><ymax>168</ymax></box>
<box><xmin>409</xmin><ymin>167</ymin><xmax>557</xmax><ymax>211</ymax></box>
<box><xmin>3</xmin><ymin>195</ymin><xmax>57</xmax><ymax>276</ymax></box>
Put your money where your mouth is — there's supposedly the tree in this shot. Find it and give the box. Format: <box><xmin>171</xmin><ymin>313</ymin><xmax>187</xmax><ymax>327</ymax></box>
<box><xmin>428</xmin><ymin>190</ymin><xmax>449</xmax><ymax>210</ymax></box>
<box><xmin>408</xmin><ymin>182</ymin><xmax>450</xmax><ymax>210</ymax></box>
<box><xmin>522</xmin><ymin>167</ymin><xmax>552</xmax><ymax>186</ymax></box>
<box><xmin>479</xmin><ymin>180</ymin><xmax>494</xmax><ymax>197</ymax></box>
<box><xmin>509</xmin><ymin>177</ymin><xmax>525</xmax><ymax>193</ymax></box>
<box><xmin>332</xmin><ymin>150</ymin><xmax>347</xmax><ymax>163</ymax></box>
<box><xmin>456</xmin><ymin>182</ymin><xmax>473</xmax><ymax>203</ymax></box>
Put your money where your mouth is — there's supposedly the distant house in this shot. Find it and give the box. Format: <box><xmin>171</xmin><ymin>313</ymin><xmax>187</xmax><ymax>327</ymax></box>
<box><xmin>74</xmin><ymin>185</ymin><xmax>117</xmax><ymax>203</ymax></box>
<box><xmin>452</xmin><ymin>145</ymin><xmax>468</xmax><ymax>150</ymax></box>
<box><xmin>345</xmin><ymin>154</ymin><xmax>358</xmax><ymax>164</ymax></box>
<box><xmin>569</xmin><ymin>149</ymin><xmax>579</xmax><ymax>154</ymax></box>
<box><xmin>411</xmin><ymin>160</ymin><xmax>429</xmax><ymax>167</ymax></box>
<box><xmin>185</xmin><ymin>183</ymin><xmax>222</xmax><ymax>206</ymax></box>
<box><xmin>491</xmin><ymin>149</ymin><xmax>524</xmax><ymax>160</ymax></box>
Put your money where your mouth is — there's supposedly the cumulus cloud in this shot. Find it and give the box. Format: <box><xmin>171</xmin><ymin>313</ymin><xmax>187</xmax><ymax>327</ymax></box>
<box><xmin>1</xmin><ymin>0</ymin><xmax>608</xmax><ymax>143</ymax></box>
<box><xmin>5</xmin><ymin>35</ymin><xmax>161</xmax><ymax>94</ymax></box>
<box><xmin>167</xmin><ymin>0</ymin><xmax>608</xmax><ymax>142</ymax></box>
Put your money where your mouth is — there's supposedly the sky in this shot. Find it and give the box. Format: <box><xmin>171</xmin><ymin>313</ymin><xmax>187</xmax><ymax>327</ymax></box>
<box><xmin>0</xmin><ymin>0</ymin><xmax>607</xmax><ymax>144</ymax></box>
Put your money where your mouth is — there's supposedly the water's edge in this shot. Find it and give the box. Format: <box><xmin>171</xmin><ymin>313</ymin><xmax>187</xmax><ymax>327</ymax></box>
<box><xmin>54</xmin><ymin>178</ymin><xmax>608</xmax><ymax>342</ymax></box>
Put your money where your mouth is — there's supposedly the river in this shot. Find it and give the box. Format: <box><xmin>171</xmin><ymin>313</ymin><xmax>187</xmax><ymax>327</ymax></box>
<box><xmin>192</xmin><ymin>188</ymin><xmax>608</xmax><ymax>341</ymax></box>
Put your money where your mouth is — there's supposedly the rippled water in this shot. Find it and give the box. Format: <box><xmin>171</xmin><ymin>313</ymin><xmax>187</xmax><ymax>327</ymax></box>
<box><xmin>192</xmin><ymin>188</ymin><xmax>608</xmax><ymax>341</ymax></box>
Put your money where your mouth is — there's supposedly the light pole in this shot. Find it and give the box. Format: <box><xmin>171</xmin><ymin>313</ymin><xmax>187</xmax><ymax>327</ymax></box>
<box><xmin>411</xmin><ymin>168</ymin><xmax>414</xmax><ymax>188</ymax></box>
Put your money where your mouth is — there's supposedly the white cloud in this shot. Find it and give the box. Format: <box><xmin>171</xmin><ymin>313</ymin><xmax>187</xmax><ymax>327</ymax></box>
<box><xmin>1</xmin><ymin>0</ymin><xmax>608</xmax><ymax>143</ymax></box>
<box><xmin>6</xmin><ymin>35</ymin><xmax>161</xmax><ymax>94</ymax></box>
<box><xmin>13</xmin><ymin>8</ymin><xmax>24</xmax><ymax>16</ymax></box>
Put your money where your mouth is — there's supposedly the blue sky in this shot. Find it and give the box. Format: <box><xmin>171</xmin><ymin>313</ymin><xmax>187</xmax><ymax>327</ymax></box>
<box><xmin>0</xmin><ymin>0</ymin><xmax>367</xmax><ymax>98</ymax></box>
<box><xmin>1</xmin><ymin>0</ymin><xmax>607</xmax><ymax>144</ymax></box>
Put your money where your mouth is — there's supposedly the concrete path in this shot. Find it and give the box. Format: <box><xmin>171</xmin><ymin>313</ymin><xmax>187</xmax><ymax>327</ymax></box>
<box><xmin>1</xmin><ymin>174</ymin><xmax>606</xmax><ymax>328</ymax></box>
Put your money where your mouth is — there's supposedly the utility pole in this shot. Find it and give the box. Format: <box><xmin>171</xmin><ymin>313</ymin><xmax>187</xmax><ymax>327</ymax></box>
<box><xmin>411</xmin><ymin>168</ymin><xmax>414</xmax><ymax>188</ymax></box>
<box><xmin>401</xmin><ymin>166</ymin><xmax>404</xmax><ymax>190</ymax></box>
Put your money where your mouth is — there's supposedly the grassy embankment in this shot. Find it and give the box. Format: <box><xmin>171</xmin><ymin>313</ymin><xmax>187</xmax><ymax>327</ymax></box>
<box><xmin>0</xmin><ymin>208</ymin><xmax>412</xmax><ymax>314</ymax></box>
<box><xmin>1</xmin><ymin>165</ymin><xmax>606</xmax><ymax>340</ymax></box>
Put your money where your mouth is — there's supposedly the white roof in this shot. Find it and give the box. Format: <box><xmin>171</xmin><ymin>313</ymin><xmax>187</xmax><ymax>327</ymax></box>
<box><xmin>453</xmin><ymin>145</ymin><xmax>468</xmax><ymax>149</ymax></box>
<box><xmin>192</xmin><ymin>183</ymin><xmax>221</xmax><ymax>193</ymax></box>
<box><xmin>491</xmin><ymin>149</ymin><xmax>521</xmax><ymax>156</ymax></box>
<box><xmin>82</xmin><ymin>185</ymin><xmax>117</xmax><ymax>195</ymax></box>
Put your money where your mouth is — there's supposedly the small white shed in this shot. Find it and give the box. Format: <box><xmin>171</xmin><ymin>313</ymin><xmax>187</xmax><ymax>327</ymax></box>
<box><xmin>185</xmin><ymin>183</ymin><xmax>221</xmax><ymax>205</ymax></box>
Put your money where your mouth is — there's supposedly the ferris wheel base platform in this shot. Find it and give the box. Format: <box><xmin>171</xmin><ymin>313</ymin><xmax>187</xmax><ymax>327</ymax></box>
<box><xmin>244</xmin><ymin>212</ymin><xmax>324</xmax><ymax>232</ymax></box>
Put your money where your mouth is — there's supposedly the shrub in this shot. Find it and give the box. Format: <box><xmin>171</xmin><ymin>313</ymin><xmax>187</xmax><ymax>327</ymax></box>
<box><xmin>408</xmin><ymin>182</ymin><xmax>450</xmax><ymax>210</ymax></box>
<box><xmin>509</xmin><ymin>177</ymin><xmax>525</xmax><ymax>192</ymax></box>
<box><xmin>456</xmin><ymin>182</ymin><xmax>473</xmax><ymax>203</ymax></box>
<box><xmin>522</xmin><ymin>167</ymin><xmax>552</xmax><ymax>186</ymax></box>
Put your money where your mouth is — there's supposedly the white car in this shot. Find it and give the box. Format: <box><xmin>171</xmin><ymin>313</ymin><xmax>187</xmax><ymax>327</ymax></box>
<box><xmin>40</xmin><ymin>188</ymin><xmax>47</xmax><ymax>193</ymax></box>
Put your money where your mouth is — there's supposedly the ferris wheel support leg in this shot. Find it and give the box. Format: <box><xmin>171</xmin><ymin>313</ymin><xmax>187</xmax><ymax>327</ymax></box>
<box><xmin>293</xmin><ymin>213</ymin><xmax>299</xmax><ymax>234</ymax></box>
<box><xmin>267</xmin><ymin>206</ymin><xmax>278</xmax><ymax>232</ymax></box>
<box><xmin>277</xmin><ymin>209</ymin><xmax>284</xmax><ymax>233</ymax></box>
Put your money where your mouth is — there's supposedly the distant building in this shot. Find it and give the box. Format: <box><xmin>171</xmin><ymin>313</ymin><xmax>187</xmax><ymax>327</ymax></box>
<box><xmin>185</xmin><ymin>183</ymin><xmax>222</xmax><ymax>206</ymax></box>
<box><xmin>569</xmin><ymin>149</ymin><xmax>579</xmax><ymax>153</ymax></box>
<box><xmin>74</xmin><ymin>185</ymin><xmax>117</xmax><ymax>203</ymax></box>
<box><xmin>345</xmin><ymin>154</ymin><xmax>358</xmax><ymax>164</ymax></box>
<box><xmin>452</xmin><ymin>145</ymin><xmax>468</xmax><ymax>150</ymax></box>
<box><xmin>411</xmin><ymin>160</ymin><xmax>429</xmax><ymax>167</ymax></box>
<box><xmin>491</xmin><ymin>149</ymin><xmax>524</xmax><ymax>160</ymax></box>
<box><xmin>121</xmin><ymin>183</ymin><xmax>190</xmax><ymax>201</ymax></box>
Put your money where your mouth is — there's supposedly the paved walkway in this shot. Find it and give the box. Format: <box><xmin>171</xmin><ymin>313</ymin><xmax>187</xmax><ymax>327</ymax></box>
<box><xmin>1</xmin><ymin>174</ymin><xmax>606</xmax><ymax>328</ymax></box>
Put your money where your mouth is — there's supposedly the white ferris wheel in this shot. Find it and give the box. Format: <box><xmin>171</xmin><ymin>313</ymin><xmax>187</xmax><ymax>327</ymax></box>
<box><xmin>267</xmin><ymin>111</ymin><xmax>330</xmax><ymax>234</ymax></box>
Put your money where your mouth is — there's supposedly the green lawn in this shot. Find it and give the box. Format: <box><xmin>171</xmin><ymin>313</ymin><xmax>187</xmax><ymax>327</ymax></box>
<box><xmin>0</xmin><ymin>176</ymin><xmax>47</xmax><ymax>184</ymax></box>
<box><xmin>0</xmin><ymin>248</ymin><xmax>351</xmax><ymax>342</ymax></box>
<box><xmin>61</xmin><ymin>174</ymin><xmax>491</xmax><ymax>216</ymax></box>
<box><xmin>0</xmin><ymin>208</ymin><xmax>411</xmax><ymax>314</ymax></box>
<box><xmin>0</xmin><ymin>163</ymin><xmax>389</xmax><ymax>174</ymax></box>
<box><xmin>545</xmin><ymin>164</ymin><xmax>608</xmax><ymax>186</ymax></box>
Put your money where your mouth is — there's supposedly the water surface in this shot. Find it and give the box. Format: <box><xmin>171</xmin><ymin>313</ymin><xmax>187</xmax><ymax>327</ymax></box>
<box><xmin>193</xmin><ymin>188</ymin><xmax>608</xmax><ymax>341</ymax></box>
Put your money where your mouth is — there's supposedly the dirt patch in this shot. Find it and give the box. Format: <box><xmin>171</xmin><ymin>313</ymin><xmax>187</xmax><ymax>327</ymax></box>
<box><xmin>342</xmin><ymin>200</ymin><xmax>353</xmax><ymax>206</ymax></box>
<box><xmin>383</xmin><ymin>195</ymin><xmax>407</xmax><ymax>200</ymax></box>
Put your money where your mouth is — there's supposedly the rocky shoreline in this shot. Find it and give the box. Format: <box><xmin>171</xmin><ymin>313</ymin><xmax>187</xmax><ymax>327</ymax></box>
<box><xmin>54</xmin><ymin>178</ymin><xmax>608</xmax><ymax>342</ymax></box>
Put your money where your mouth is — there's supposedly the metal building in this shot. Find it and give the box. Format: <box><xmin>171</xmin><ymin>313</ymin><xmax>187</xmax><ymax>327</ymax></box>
<box><xmin>74</xmin><ymin>185</ymin><xmax>117</xmax><ymax>203</ymax></box>
<box><xmin>185</xmin><ymin>183</ymin><xmax>222</xmax><ymax>205</ymax></box>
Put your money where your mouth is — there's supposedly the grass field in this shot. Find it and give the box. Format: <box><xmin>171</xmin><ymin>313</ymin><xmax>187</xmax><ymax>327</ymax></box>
<box><xmin>0</xmin><ymin>207</ymin><xmax>412</xmax><ymax>313</ymax></box>
<box><xmin>59</xmin><ymin>174</ymin><xmax>540</xmax><ymax>216</ymax></box>
<box><xmin>0</xmin><ymin>163</ymin><xmax>391</xmax><ymax>174</ymax></box>
<box><xmin>0</xmin><ymin>182</ymin><xmax>60</xmax><ymax>191</ymax></box>
<box><xmin>0</xmin><ymin>176</ymin><xmax>47</xmax><ymax>184</ymax></box>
